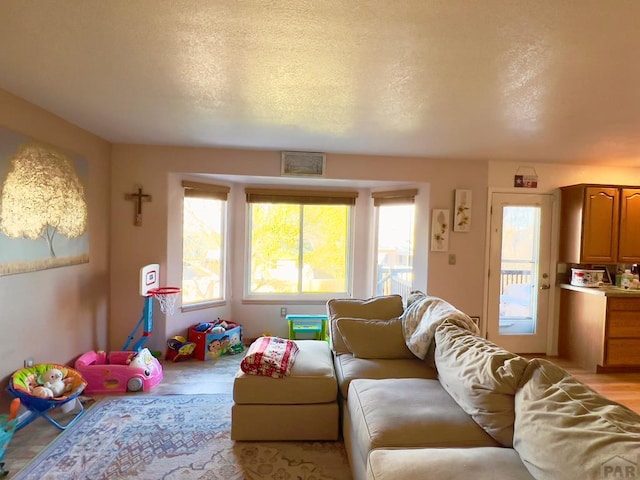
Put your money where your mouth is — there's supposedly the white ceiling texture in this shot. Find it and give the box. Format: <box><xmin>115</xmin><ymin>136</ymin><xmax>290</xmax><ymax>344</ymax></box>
<box><xmin>1</xmin><ymin>1</ymin><xmax>640</xmax><ymax>166</ymax></box>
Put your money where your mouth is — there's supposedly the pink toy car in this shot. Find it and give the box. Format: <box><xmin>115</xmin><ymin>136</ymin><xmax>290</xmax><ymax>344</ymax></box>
<box><xmin>75</xmin><ymin>348</ymin><xmax>163</xmax><ymax>394</ymax></box>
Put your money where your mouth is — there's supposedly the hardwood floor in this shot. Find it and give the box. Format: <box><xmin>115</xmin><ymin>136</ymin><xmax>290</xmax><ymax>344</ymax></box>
<box><xmin>2</xmin><ymin>353</ymin><xmax>639</xmax><ymax>478</ymax></box>
<box><xmin>544</xmin><ymin>356</ymin><xmax>640</xmax><ymax>414</ymax></box>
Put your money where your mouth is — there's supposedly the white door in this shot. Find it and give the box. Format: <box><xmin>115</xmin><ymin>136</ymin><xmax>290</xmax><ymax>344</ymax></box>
<box><xmin>487</xmin><ymin>192</ymin><xmax>554</xmax><ymax>353</ymax></box>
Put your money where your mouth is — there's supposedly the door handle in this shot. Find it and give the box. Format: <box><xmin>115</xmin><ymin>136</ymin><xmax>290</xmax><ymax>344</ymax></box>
<box><xmin>539</xmin><ymin>284</ymin><xmax>551</xmax><ymax>290</ymax></box>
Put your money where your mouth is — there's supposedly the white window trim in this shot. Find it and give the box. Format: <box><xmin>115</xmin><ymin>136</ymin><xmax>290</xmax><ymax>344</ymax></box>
<box><xmin>243</xmin><ymin>202</ymin><xmax>354</xmax><ymax>301</ymax></box>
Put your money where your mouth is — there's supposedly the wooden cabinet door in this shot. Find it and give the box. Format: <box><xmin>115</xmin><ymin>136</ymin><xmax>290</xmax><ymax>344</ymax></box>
<box><xmin>618</xmin><ymin>188</ymin><xmax>640</xmax><ymax>262</ymax></box>
<box><xmin>606</xmin><ymin>339</ymin><xmax>640</xmax><ymax>365</ymax></box>
<box><xmin>582</xmin><ymin>187</ymin><xmax>619</xmax><ymax>263</ymax></box>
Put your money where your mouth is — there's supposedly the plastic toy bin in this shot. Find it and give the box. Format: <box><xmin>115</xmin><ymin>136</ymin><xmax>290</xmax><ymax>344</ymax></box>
<box><xmin>188</xmin><ymin>324</ymin><xmax>243</xmax><ymax>360</ymax></box>
<box><xmin>286</xmin><ymin>314</ymin><xmax>328</xmax><ymax>340</ymax></box>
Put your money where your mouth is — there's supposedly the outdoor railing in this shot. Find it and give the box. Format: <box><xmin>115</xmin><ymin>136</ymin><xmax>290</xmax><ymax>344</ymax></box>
<box><xmin>375</xmin><ymin>265</ymin><xmax>532</xmax><ymax>302</ymax></box>
<box><xmin>500</xmin><ymin>268</ymin><xmax>532</xmax><ymax>293</ymax></box>
<box><xmin>376</xmin><ymin>266</ymin><xmax>413</xmax><ymax>298</ymax></box>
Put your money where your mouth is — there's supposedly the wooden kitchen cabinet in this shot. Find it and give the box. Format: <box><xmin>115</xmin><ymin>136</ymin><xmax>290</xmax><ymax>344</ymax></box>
<box><xmin>559</xmin><ymin>288</ymin><xmax>640</xmax><ymax>372</ymax></box>
<box><xmin>559</xmin><ymin>184</ymin><xmax>640</xmax><ymax>264</ymax></box>
<box><xmin>605</xmin><ymin>297</ymin><xmax>640</xmax><ymax>366</ymax></box>
<box><xmin>617</xmin><ymin>188</ymin><xmax>640</xmax><ymax>262</ymax></box>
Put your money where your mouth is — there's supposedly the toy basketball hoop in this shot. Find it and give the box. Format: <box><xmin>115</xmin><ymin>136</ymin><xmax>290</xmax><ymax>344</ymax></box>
<box><xmin>125</xmin><ymin>264</ymin><xmax>181</xmax><ymax>352</ymax></box>
<box><xmin>148</xmin><ymin>287</ymin><xmax>181</xmax><ymax>315</ymax></box>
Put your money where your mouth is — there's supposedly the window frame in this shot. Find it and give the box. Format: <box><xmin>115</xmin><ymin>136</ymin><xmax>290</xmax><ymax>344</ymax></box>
<box><xmin>181</xmin><ymin>181</ymin><xmax>230</xmax><ymax>310</ymax></box>
<box><xmin>372</xmin><ymin>189</ymin><xmax>417</xmax><ymax>299</ymax></box>
<box><xmin>244</xmin><ymin>188</ymin><xmax>357</xmax><ymax>301</ymax></box>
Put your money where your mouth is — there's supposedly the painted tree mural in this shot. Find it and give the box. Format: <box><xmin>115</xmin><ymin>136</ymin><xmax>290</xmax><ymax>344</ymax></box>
<box><xmin>0</xmin><ymin>143</ymin><xmax>88</xmax><ymax>257</ymax></box>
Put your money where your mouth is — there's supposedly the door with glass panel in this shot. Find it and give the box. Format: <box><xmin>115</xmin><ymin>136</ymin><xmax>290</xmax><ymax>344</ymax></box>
<box><xmin>487</xmin><ymin>193</ymin><xmax>553</xmax><ymax>353</ymax></box>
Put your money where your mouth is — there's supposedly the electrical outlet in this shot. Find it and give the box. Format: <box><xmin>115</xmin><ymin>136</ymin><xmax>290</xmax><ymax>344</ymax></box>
<box><xmin>24</xmin><ymin>357</ymin><xmax>34</xmax><ymax>368</ymax></box>
<box><xmin>448</xmin><ymin>254</ymin><xmax>456</xmax><ymax>265</ymax></box>
<box><xmin>280</xmin><ymin>307</ymin><xmax>287</xmax><ymax>317</ymax></box>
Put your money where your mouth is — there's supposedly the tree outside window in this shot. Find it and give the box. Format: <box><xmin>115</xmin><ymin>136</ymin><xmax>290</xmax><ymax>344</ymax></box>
<box><xmin>181</xmin><ymin>182</ymin><xmax>228</xmax><ymax>306</ymax></box>
<box><xmin>248</xmin><ymin>202</ymin><xmax>350</xmax><ymax>296</ymax></box>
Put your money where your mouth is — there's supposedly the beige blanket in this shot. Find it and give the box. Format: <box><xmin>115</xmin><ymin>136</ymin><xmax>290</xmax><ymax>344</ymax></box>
<box><xmin>402</xmin><ymin>294</ymin><xmax>480</xmax><ymax>359</ymax></box>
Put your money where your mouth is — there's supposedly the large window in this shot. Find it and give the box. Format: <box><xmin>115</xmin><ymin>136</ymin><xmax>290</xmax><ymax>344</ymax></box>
<box><xmin>373</xmin><ymin>189</ymin><xmax>417</xmax><ymax>299</ymax></box>
<box><xmin>246</xmin><ymin>188</ymin><xmax>356</xmax><ymax>298</ymax></box>
<box><xmin>181</xmin><ymin>181</ymin><xmax>229</xmax><ymax>307</ymax></box>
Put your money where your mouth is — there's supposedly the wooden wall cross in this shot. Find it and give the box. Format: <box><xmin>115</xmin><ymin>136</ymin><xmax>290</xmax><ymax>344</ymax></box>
<box><xmin>125</xmin><ymin>185</ymin><xmax>152</xmax><ymax>226</ymax></box>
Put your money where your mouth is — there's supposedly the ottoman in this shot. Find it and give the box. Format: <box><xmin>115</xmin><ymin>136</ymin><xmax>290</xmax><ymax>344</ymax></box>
<box><xmin>232</xmin><ymin>339</ymin><xmax>339</xmax><ymax>441</ymax></box>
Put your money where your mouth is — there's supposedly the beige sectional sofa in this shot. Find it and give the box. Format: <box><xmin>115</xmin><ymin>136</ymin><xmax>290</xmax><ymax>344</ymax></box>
<box><xmin>327</xmin><ymin>294</ymin><xmax>640</xmax><ymax>480</ymax></box>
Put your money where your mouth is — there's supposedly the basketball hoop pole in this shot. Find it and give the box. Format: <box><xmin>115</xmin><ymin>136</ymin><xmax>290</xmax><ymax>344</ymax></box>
<box><xmin>122</xmin><ymin>295</ymin><xmax>154</xmax><ymax>352</ymax></box>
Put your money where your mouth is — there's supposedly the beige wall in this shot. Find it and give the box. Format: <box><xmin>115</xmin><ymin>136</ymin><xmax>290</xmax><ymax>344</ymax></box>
<box><xmin>488</xmin><ymin>161</ymin><xmax>640</xmax><ymax>191</ymax></box>
<box><xmin>0</xmin><ymin>90</ymin><xmax>111</xmax><ymax>401</ymax></box>
<box><xmin>110</xmin><ymin>145</ymin><xmax>489</xmax><ymax>349</ymax></box>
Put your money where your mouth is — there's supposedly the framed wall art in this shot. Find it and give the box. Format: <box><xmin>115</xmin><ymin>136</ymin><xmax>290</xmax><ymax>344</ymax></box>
<box><xmin>0</xmin><ymin>126</ymin><xmax>89</xmax><ymax>276</ymax></box>
<box><xmin>431</xmin><ymin>209</ymin><xmax>450</xmax><ymax>252</ymax></box>
<box><xmin>454</xmin><ymin>189</ymin><xmax>472</xmax><ymax>232</ymax></box>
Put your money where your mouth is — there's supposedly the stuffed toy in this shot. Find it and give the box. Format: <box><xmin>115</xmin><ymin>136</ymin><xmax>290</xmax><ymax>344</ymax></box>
<box><xmin>32</xmin><ymin>385</ymin><xmax>55</xmax><ymax>398</ymax></box>
<box><xmin>41</xmin><ymin>368</ymin><xmax>66</xmax><ymax>397</ymax></box>
<box><xmin>24</xmin><ymin>373</ymin><xmax>40</xmax><ymax>392</ymax></box>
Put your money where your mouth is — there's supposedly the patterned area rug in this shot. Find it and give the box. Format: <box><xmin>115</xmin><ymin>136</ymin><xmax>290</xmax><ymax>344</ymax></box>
<box><xmin>13</xmin><ymin>394</ymin><xmax>352</xmax><ymax>480</ymax></box>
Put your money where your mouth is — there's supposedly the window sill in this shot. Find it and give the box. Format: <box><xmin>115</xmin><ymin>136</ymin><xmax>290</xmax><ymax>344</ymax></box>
<box><xmin>181</xmin><ymin>300</ymin><xmax>226</xmax><ymax>313</ymax></box>
<box><xmin>241</xmin><ymin>298</ymin><xmax>333</xmax><ymax>306</ymax></box>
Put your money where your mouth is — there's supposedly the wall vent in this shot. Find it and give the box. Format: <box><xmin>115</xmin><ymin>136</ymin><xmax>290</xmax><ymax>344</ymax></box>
<box><xmin>281</xmin><ymin>151</ymin><xmax>326</xmax><ymax>177</ymax></box>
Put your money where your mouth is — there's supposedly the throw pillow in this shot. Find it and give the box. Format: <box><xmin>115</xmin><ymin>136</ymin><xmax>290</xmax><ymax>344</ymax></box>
<box><xmin>435</xmin><ymin>321</ymin><xmax>529</xmax><ymax>447</ymax></box>
<box><xmin>240</xmin><ymin>336</ymin><xmax>300</xmax><ymax>378</ymax></box>
<box><xmin>513</xmin><ymin>358</ymin><xmax>640</xmax><ymax>480</ymax></box>
<box><xmin>336</xmin><ymin>317</ymin><xmax>415</xmax><ymax>359</ymax></box>
<box><xmin>326</xmin><ymin>295</ymin><xmax>404</xmax><ymax>355</ymax></box>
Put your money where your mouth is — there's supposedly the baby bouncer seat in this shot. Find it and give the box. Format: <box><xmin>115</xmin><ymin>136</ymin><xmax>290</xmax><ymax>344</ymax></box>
<box><xmin>7</xmin><ymin>363</ymin><xmax>87</xmax><ymax>431</ymax></box>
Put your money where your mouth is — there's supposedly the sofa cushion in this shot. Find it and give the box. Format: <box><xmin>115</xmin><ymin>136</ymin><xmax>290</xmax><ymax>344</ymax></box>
<box><xmin>514</xmin><ymin>358</ymin><xmax>640</xmax><ymax>480</ymax></box>
<box><xmin>326</xmin><ymin>295</ymin><xmax>404</xmax><ymax>355</ymax></box>
<box><xmin>367</xmin><ymin>447</ymin><xmax>535</xmax><ymax>480</ymax></box>
<box><xmin>336</xmin><ymin>317</ymin><xmax>415</xmax><ymax>359</ymax></box>
<box><xmin>234</xmin><ymin>340</ymin><xmax>337</xmax><ymax>404</ymax></box>
<box><xmin>347</xmin><ymin>378</ymin><xmax>499</xmax><ymax>470</ymax></box>
<box><xmin>435</xmin><ymin>321</ymin><xmax>529</xmax><ymax>447</ymax></box>
<box><xmin>333</xmin><ymin>353</ymin><xmax>437</xmax><ymax>399</ymax></box>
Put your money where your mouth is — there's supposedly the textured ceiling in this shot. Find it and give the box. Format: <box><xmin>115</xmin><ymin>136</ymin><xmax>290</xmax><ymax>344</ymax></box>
<box><xmin>1</xmin><ymin>1</ymin><xmax>640</xmax><ymax>165</ymax></box>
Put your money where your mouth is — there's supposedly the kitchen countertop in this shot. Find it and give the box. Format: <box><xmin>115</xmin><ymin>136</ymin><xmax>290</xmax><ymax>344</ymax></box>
<box><xmin>559</xmin><ymin>283</ymin><xmax>640</xmax><ymax>296</ymax></box>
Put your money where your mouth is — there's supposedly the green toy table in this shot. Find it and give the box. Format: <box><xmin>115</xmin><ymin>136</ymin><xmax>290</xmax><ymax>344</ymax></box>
<box><xmin>286</xmin><ymin>314</ymin><xmax>328</xmax><ymax>341</ymax></box>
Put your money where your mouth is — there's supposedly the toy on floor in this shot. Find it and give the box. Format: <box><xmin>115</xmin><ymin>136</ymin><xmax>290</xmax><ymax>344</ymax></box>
<box><xmin>75</xmin><ymin>348</ymin><xmax>163</xmax><ymax>394</ymax></box>
<box><xmin>188</xmin><ymin>318</ymin><xmax>244</xmax><ymax>360</ymax></box>
<box><xmin>0</xmin><ymin>398</ymin><xmax>19</xmax><ymax>477</ymax></box>
<box><xmin>123</xmin><ymin>264</ymin><xmax>181</xmax><ymax>352</ymax></box>
<box><xmin>7</xmin><ymin>364</ymin><xmax>87</xmax><ymax>432</ymax></box>
<box><xmin>165</xmin><ymin>336</ymin><xmax>196</xmax><ymax>362</ymax></box>
<box><xmin>76</xmin><ymin>264</ymin><xmax>176</xmax><ymax>394</ymax></box>
<box><xmin>227</xmin><ymin>342</ymin><xmax>245</xmax><ymax>355</ymax></box>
